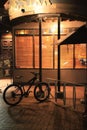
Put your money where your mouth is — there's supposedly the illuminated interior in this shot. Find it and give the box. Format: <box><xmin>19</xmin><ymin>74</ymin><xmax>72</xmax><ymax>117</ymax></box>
<box><xmin>60</xmin><ymin>44</ymin><xmax>86</xmax><ymax>68</ymax></box>
<box><xmin>14</xmin><ymin>19</ymin><xmax>87</xmax><ymax>69</ymax></box>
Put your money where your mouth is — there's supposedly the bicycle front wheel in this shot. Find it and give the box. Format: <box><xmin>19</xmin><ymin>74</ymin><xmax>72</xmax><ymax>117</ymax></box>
<box><xmin>34</xmin><ymin>82</ymin><xmax>50</xmax><ymax>102</ymax></box>
<box><xmin>3</xmin><ymin>84</ymin><xmax>23</xmax><ymax>106</ymax></box>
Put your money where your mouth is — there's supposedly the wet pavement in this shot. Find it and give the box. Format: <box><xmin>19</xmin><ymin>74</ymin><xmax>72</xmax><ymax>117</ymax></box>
<box><xmin>0</xmin><ymin>79</ymin><xmax>87</xmax><ymax>130</ymax></box>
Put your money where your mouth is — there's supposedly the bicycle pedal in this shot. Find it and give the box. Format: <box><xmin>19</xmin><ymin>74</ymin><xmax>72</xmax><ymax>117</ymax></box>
<box><xmin>25</xmin><ymin>95</ymin><xmax>28</xmax><ymax>98</ymax></box>
<box><xmin>29</xmin><ymin>91</ymin><xmax>32</xmax><ymax>93</ymax></box>
<box><xmin>24</xmin><ymin>94</ymin><xmax>29</xmax><ymax>97</ymax></box>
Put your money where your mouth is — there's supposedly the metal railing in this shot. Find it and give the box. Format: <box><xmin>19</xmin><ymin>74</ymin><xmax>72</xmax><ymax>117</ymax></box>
<box><xmin>47</xmin><ymin>78</ymin><xmax>87</xmax><ymax>110</ymax></box>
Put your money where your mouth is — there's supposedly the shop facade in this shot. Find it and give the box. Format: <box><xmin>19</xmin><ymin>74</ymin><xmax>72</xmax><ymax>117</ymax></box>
<box><xmin>11</xmin><ymin>14</ymin><xmax>87</xmax><ymax>84</ymax></box>
<box><xmin>2</xmin><ymin>0</ymin><xmax>87</xmax><ymax>85</ymax></box>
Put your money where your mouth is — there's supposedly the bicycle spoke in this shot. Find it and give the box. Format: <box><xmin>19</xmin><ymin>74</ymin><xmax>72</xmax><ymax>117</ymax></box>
<box><xmin>3</xmin><ymin>84</ymin><xmax>23</xmax><ymax>106</ymax></box>
<box><xmin>34</xmin><ymin>82</ymin><xmax>50</xmax><ymax>102</ymax></box>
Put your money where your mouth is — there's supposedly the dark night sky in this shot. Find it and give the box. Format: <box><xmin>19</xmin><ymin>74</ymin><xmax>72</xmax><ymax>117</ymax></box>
<box><xmin>0</xmin><ymin>0</ymin><xmax>7</xmax><ymax>8</ymax></box>
<box><xmin>0</xmin><ymin>0</ymin><xmax>87</xmax><ymax>8</ymax></box>
<box><xmin>52</xmin><ymin>0</ymin><xmax>87</xmax><ymax>5</ymax></box>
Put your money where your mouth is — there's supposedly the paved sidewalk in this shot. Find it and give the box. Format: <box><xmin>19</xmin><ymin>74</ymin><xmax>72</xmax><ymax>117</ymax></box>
<box><xmin>0</xmin><ymin>89</ymin><xmax>87</xmax><ymax>130</ymax></box>
<box><xmin>0</xmin><ymin>79</ymin><xmax>87</xmax><ymax>130</ymax></box>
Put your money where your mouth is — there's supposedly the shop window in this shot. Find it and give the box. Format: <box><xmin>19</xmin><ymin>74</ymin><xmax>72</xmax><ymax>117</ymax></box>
<box><xmin>34</xmin><ymin>35</ymin><xmax>58</xmax><ymax>69</ymax></box>
<box><xmin>60</xmin><ymin>43</ymin><xmax>87</xmax><ymax>69</ymax></box>
<box><xmin>42</xmin><ymin>36</ymin><xmax>53</xmax><ymax>68</ymax></box>
<box><xmin>14</xmin><ymin>32</ymin><xmax>59</xmax><ymax>69</ymax></box>
<box><xmin>60</xmin><ymin>44</ymin><xmax>73</xmax><ymax>68</ymax></box>
<box><xmin>34</xmin><ymin>36</ymin><xmax>39</xmax><ymax>68</ymax></box>
<box><xmin>15</xmin><ymin>36</ymin><xmax>33</xmax><ymax>68</ymax></box>
<box><xmin>53</xmin><ymin>35</ymin><xmax>58</xmax><ymax>69</ymax></box>
<box><xmin>75</xmin><ymin>44</ymin><xmax>86</xmax><ymax>68</ymax></box>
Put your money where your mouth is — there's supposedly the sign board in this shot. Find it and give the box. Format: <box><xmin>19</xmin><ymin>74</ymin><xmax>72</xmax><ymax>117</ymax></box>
<box><xmin>4</xmin><ymin>0</ymin><xmax>87</xmax><ymax>20</ymax></box>
<box><xmin>5</xmin><ymin>0</ymin><xmax>56</xmax><ymax>20</ymax></box>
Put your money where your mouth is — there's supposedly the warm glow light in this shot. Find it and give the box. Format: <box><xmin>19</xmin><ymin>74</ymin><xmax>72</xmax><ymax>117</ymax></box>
<box><xmin>19</xmin><ymin>30</ymin><xmax>25</xmax><ymax>34</ymax></box>
<box><xmin>32</xmin><ymin>3</ymin><xmax>43</xmax><ymax>13</ymax></box>
<box><xmin>50</xmin><ymin>22</ymin><xmax>64</xmax><ymax>34</ymax></box>
<box><xmin>60</xmin><ymin>22</ymin><xmax>64</xmax><ymax>34</ymax></box>
<box><xmin>6</xmin><ymin>0</ymin><xmax>55</xmax><ymax>20</ymax></box>
<box><xmin>55</xmin><ymin>51</ymin><xmax>58</xmax><ymax>55</ymax></box>
<box><xmin>42</xmin><ymin>44</ymin><xmax>47</xmax><ymax>49</ymax></box>
<box><xmin>50</xmin><ymin>23</ymin><xmax>58</xmax><ymax>33</ymax></box>
<box><xmin>4</xmin><ymin>0</ymin><xmax>9</xmax><ymax>10</ymax></box>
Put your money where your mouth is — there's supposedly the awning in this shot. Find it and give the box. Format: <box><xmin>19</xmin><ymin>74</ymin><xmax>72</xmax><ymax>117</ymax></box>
<box><xmin>56</xmin><ymin>24</ymin><xmax>87</xmax><ymax>45</ymax></box>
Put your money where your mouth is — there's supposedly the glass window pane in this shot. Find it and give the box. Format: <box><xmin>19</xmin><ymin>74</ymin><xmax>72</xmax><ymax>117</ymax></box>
<box><xmin>54</xmin><ymin>45</ymin><xmax>58</xmax><ymax>69</ymax></box>
<box><xmin>34</xmin><ymin>36</ymin><xmax>39</xmax><ymax>68</ymax></box>
<box><xmin>42</xmin><ymin>36</ymin><xmax>53</xmax><ymax>68</ymax></box>
<box><xmin>60</xmin><ymin>44</ymin><xmax>73</xmax><ymax>68</ymax></box>
<box><xmin>75</xmin><ymin>44</ymin><xmax>86</xmax><ymax>68</ymax></box>
<box><xmin>53</xmin><ymin>35</ymin><xmax>58</xmax><ymax>69</ymax></box>
<box><xmin>15</xmin><ymin>36</ymin><xmax>33</xmax><ymax>68</ymax></box>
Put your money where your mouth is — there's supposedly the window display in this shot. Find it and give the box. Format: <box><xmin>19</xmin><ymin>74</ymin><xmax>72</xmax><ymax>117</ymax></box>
<box><xmin>15</xmin><ymin>29</ymin><xmax>87</xmax><ymax>69</ymax></box>
<box><xmin>75</xmin><ymin>44</ymin><xmax>86</xmax><ymax>68</ymax></box>
<box><xmin>42</xmin><ymin>36</ymin><xmax>53</xmax><ymax>68</ymax></box>
<box><xmin>60</xmin><ymin>44</ymin><xmax>73</xmax><ymax>68</ymax></box>
<box><xmin>15</xmin><ymin>36</ymin><xmax>33</xmax><ymax>68</ymax></box>
<box><xmin>60</xmin><ymin>44</ymin><xmax>87</xmax><ymax>69</ymax></box>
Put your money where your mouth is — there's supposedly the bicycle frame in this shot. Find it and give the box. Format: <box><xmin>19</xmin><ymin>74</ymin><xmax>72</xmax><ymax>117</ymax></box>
<box><xmin>19</xmin><ymin>73</ymin><xmax>39</xmax><ymax>96</ymax></box>
<box><xmin>3</xmin><ymin>72</ymin><xmax>50</xmax><ymax>106</ymax></box>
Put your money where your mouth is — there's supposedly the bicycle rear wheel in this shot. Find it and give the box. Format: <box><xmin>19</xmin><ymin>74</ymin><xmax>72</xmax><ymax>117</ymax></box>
<box><xmin>34</xmin><ymin>82</ymin><xmax>50</xmax><ymax>102</ymax></box>
<box><xmin>3</xmin><ymin>84</ymin><xmax>23</xmax><ymax>106</ymax></box>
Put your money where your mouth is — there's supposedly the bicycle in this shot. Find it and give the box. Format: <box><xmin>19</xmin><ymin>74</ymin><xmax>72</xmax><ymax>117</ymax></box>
<box><xmin>3</xmin><ymin>72</ymin><xmax>50</xmax><ymax>106</ymax></box>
